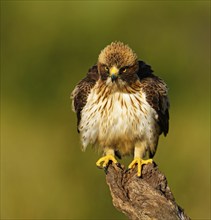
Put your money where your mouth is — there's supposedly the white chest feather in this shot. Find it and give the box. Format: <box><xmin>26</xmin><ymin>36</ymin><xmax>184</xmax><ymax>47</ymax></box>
<box><xmin>79</xmin><ymin>84</ymin><xmax>159</xmax><ymax>154</ymax></box>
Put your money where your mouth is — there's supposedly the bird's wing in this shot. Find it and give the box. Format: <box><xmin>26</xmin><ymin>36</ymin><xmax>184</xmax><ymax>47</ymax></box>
<box><xmin>71</xmin><ymin>65</ymin><xmax>99</xmax><ymax>132</ymax></box>
<box><xmin>137</xmin><ymin>61</ymin><xmax>170</xmax><ymax>136</ymax></box>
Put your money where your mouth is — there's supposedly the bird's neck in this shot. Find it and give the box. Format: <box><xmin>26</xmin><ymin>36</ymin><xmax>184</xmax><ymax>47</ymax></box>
<box><xmin>97</xmin><ymin>78</ymin><xmax>141</xmax><ymax>94</ymax></box>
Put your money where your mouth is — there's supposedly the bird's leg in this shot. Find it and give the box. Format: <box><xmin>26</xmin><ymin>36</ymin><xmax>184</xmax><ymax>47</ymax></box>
<box><xmin>128</xmin><ymin>144</ymin><xmax>153</xmax><ymax>177</ymax></box>
<box><xmin>96</xmin><ymin>148</ymin><xmax>118</xmax><ymax>172</ymax></box>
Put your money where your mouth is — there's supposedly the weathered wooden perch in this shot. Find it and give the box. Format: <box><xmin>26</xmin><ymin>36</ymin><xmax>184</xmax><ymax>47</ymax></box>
<box><xmin>106</xmin><ymin>162</ymin><xmax>191</xmax><ymax>220</ymax></box>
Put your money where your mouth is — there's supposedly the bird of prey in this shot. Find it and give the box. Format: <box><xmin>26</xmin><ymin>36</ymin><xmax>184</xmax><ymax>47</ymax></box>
<box><xmin>71</xmin><ymin>41</ymin><xmax>169</xmax><ymax>176</ymax></box>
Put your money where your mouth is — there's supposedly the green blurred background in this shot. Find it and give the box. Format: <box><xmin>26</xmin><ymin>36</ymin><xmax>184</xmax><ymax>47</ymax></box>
<box><xmin>1</xmin><ymin>1</ymin><xmax>210</xmax><ymax>219</ymax></box>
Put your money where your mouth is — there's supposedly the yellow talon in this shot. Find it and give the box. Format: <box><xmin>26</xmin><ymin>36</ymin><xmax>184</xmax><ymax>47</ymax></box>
<box><xmin>96</xmin><ymin>154</ymin><xmax>118</xmax><ymax>168</ymax></box>
<box><xmin>128</xmin><ymin>158</ymin><xmax>153</xmax><ymax>177</ymax></box>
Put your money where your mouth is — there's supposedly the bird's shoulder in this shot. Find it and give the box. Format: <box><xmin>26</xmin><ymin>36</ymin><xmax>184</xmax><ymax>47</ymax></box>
<box><xmin>137</xmin><ymin>60</ymin><xmax>170</xmax><ymax>136</ymax></box>
<box><xmin>71</xmin><ymin>65</ymin><xmax>99</xmax><ymax>131</ymax></box>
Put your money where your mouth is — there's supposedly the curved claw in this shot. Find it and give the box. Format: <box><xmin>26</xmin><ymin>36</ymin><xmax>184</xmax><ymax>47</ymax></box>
<box><xmin>128</xmin><ymin>158</ymin><xmax>153</xmax><ymax>177</ymax></box>
<box><xmin>96</xmin><ymin>154</ymin><xmax>118</xmax><ymax>169</ymax></box>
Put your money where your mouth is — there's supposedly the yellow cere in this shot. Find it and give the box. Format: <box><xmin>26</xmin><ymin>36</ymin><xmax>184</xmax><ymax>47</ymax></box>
<box><xmin>109</xmin><ymin>66</ymin><xmax>119</xmax><ymax>76</ymax></box>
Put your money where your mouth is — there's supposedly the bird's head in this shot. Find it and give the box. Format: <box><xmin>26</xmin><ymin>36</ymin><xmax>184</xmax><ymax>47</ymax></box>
<box><xmin>98</xmin><ymin>41</ymin><xmax>139</xmax><ymax>86</ymax></box>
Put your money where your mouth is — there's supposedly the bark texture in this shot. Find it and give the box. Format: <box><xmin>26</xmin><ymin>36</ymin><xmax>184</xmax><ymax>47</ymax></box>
<box><xmin>105</xmin><ymin>162</ymin><xmax>191</xmax><ymax>220</ymax></box>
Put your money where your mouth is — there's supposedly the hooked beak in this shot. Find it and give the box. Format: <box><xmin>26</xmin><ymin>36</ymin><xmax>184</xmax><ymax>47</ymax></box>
<box><xmin>109</xmin><ymin>66</ymin><xmax>119</xmax><ymax>82</ymax></box>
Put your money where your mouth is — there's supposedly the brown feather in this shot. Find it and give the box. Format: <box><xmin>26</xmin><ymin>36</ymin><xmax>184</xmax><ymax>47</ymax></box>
<box><xmin>137</xmin><ymin>61</ymin><xmax>170</xmax><ymax>137</ymax></box>
<box><xmin>71</xmin><ymin>65</ymin><xmax>99</xmax><ymax>132</ymax></box>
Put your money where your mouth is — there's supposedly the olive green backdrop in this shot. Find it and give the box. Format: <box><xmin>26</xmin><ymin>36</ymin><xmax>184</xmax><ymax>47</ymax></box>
<box><xmin>1</xmin><ymin>1</ymin><xmax>210</xmax><ymax>219</ymax></box>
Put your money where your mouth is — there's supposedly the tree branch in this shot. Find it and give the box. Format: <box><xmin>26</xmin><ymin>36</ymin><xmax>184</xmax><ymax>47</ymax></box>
<box><xmin>105</xmin><ymin>162</ymin><xmax>191</xmax><ymax>220</ymax></box>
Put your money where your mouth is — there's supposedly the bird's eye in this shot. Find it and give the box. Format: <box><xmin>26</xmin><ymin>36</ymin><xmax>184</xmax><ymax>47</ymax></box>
<box><xmin>104</xmin><ymin>66</ymin><xmax>109</xmax><ymax>72</ymax></box>
<box><xmin>121</xmin><ymin>67</ymin><xmax>127</xmax><ymax>73</ymax></box>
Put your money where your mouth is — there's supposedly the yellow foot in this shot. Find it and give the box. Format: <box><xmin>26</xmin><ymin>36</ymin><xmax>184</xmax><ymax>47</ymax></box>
<box><xmin>128</xmin><ymin>158</ymin><xmax>153</xmax><ymax>177</ymax></box>
<box><xmin>96</xmin><ymin>154</ymin><xmax>118</xmax><ymax>168</ymax></box>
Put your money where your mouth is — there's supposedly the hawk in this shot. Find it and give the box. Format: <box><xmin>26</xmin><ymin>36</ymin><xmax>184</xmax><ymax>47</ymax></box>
<box><xmin>71</xmin><ymin>41</ymin><xmax>169</xmax><ymax>176</ymax></box>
